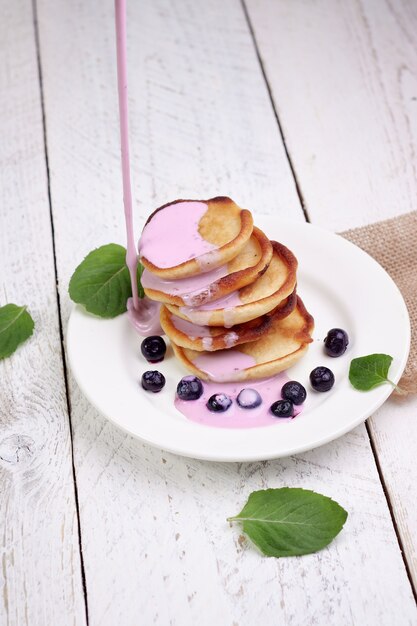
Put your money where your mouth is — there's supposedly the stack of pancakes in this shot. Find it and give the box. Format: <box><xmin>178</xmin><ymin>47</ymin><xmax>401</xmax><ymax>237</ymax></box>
<box><xmin>140</xmin><ymin>197</ymin><xmax>314</xmax><ymax>382</ymax></box>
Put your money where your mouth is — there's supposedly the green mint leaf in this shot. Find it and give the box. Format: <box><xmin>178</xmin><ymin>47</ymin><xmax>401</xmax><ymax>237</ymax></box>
<box><xmin>228</xmin><ymin>488</ymin><xmax>347</xmax><ymax>557</ymax></box>
<box><xmin>0</xmin><ymin>304</ymin><xmax>35</xmax><ymax>360</ymax></box>
<box><xmin>349</xmin><ymin>353</ymin><xmax>394</xmax><ymax>391</ymax></box>
<box><xmin>137</xmin><ymin>261</ymin><xmax>145</xmax><ymax>300</ymax></box>
<box><xmin>69</xmin><ymin>244</ymin><xmax>143</xmax><ymax>318</ymax></box>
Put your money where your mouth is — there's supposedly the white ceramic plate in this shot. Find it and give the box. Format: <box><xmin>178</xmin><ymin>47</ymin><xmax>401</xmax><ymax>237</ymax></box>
<box><xmin>67</xmin><ymin>218</ymin><xmax>410</xmax><ymax>462</ymax></box>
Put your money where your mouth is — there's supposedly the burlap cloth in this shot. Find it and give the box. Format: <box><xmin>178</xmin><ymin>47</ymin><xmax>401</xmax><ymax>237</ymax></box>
<box><xmin>341</xmin><ymin>211</ymin><xmax>417</xmax><ymax>395</ymax></box>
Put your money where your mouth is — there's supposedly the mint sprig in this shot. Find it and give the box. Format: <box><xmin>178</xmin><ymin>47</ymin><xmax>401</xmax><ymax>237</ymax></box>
<box><xmin>349</xmin><ymin>353</ymin><xmax>397</xmax><ymax>391</ymax></box>
<box><xmin>69</xmin><ymin>243</ymin><xmax>144</xmax><ymax>318</ymax></box>
<box><xmin>228</xmin><ymin>488</ymin><xmax>347</xmax><ymax>557</ymax></box>
<box><xmin>0</xmin><ymin>304</ymin><xmax>35</xmax><ymax>360</ymax></box>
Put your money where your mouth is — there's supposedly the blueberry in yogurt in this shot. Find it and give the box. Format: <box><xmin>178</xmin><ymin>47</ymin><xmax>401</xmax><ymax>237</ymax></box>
<box><xmin>207</xmin><ymin>393</ymin><xmax>233</xmax><ymax>413</ymax></box>
<box><xmin>270</xmin><ymin>399</ymin><xmax>294</xmax><ymax>418</ymax></box>
<box><xmin>281</xmin><ymin>381</ymin><xmax>306</xmax><ymax>405</ymax></box>
<box><xmin>177</xmin><ymin>375</ymin><xmax>204</xmax><ymax>401</ymax></box>
<box><xmin>141</xmin><ymin>370</ymin><xmax>166</xmax><ymax>392</ymax></box>
<box><xmin>236</xmin><ymin>388</ymin><xmax>262</xmax><ymax>409</ymax></box>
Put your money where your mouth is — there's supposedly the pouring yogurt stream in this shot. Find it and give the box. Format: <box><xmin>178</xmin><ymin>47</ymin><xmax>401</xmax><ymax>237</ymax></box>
<box><xmin>116</xmin><ymin>0</ymin><xmax>224</xmax><ymax>335</ymax></box>
<box><xmin>114</xmin><ymin>0</ymin><xmax>305</xmax><ymax>426</ymax></box>
<box><xmin>115</xmin><ymin>0</ymin><xmax>160</xmax><ymax>335</ymax></box>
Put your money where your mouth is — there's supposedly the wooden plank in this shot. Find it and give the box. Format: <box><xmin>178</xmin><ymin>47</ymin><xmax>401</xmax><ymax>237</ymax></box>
<box><xmin>0</xmin><ymin>1</ymin><xmax>87</xmax><ymax>625</ymax></box>
<box><xmin>245</xmin><ymin>0</ymin><xmax>417</xmax><ymax>231</ymax></box>
<box><xmin>37</xmin><ymin>0</ymin><xmax>416</xmax><ymax>623</ymax></box>
<box><xmin>245</xmin><ymin>0</ymin><xmax>417</xmax><ymax>590</ymax></box>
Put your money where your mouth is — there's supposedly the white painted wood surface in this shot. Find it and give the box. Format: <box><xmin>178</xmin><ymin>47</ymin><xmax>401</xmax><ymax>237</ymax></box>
<box><xmin>32</xmin><ymin>0</ymin><xmax>416</xmax><ymax>624</ymax></box>
<box><xmin>0</xmin><ymin>1</ymin><xmax>86</xmax><ymax>625</ymax></box>
<box><xmin>1</xmin><ymin>0</ymin><xmax>416</xmax><ymax>624</ymax></box>
<box><xmin>246</xmin><ymin>0</ymin><xmax>417</xmax><ymax>230</ymax></box>
<box><xmin>246</xmin><ymin>0</ymin><xmax>417</xmax><ymax>588</ymax></box>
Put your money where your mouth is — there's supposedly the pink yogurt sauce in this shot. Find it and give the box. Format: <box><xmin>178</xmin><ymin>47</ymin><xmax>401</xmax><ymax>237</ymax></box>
<box><xmin>175</xmin><ymin>372</ymin><xmax>303</xmax><ymax>429</ymax></box>
<box><xmin>141</xmin><ymin>263</ymin><xmax>229</xmax><ymax>306</ymax></box>
<box><xmin>179</xmin><ymin>289</ymin><xmax>242</xmax><ymax>328</ymax></box>
<box><xmin>198</xmin><ymin>289</ymin><xmax>241</xmax><ymax>310</ymax></box>
<box><xmin>171</xmin><ymin>316</ymin><xmax>212</xmax><ymax>337</ymax></box>
<box><xmin>139</xmin><ymin>201</ymin><xmax>219</xmax><ymax>270</ymax></box>
<box><xmin>193</xmin><ymin>349</ymin><xmax>255</xmax><ymax>381</ymax></box>
<box><xmin>127</xmin><ymin>297</ymin><xmax>162</xmax><ymax>336</ymax></box>
<box><xmin>171</xmin><ymin>317</ymin><xmax>239</xmax><ymax>350</ymax></box>
<box><xmin>174</xmin><ymin>349</ymin><xmax>304</xmax><ymax>428</ymax></box>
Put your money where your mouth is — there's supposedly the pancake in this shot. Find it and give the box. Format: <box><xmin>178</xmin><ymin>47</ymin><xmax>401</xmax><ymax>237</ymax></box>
<box><xmin>160</xmin><ymin>291</ymin><xmax>297</xmax><ymax>352</ymax></box>
<box><xmin>166</xmin><ymin>241</ymin><xmax>297</xmax><ymax>327</ymax></box>
<box><xmin>171</xmin><ymin>297</ymin><xmax>314</xmax><ymax>382</ymax></box>
<box><xmin>142</xmin><ymin>227</ymin><xmax>273</xmax><ymax>306</ymax></box>
<box><xmin>139</xmin><ymin>197</ymin><xmax>254</xmax><ymax>279</ymax></box>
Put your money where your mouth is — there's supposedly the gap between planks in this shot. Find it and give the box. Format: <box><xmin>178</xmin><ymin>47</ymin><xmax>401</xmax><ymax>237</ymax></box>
<box><xmin>239</xmin><ymin>0</ymin><xmax>310</xmax><ymax>222</ymax></box>
<box><xmin>31</xmin><ymin>0</ymin><xmax>90</xmax><ymax>622</ymax></box>
<box><xmin>366</xmin><ymin>424</ymin><xmax>417</xmax><ymax>603</ymax></box>
<box><xmin>241</xmin><ymin>0</ymin><xmax>417</xmax><ymax>603</ymax></box>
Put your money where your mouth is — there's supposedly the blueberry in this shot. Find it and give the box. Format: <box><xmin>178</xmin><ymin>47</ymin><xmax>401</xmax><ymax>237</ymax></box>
<box><xmin>141</xmin><ymin>336</ymin><xmax>167</xmax><ymax>363</ymax></box>
<box><xmin>206</xmin><ymin>393</ymin><xmax>232</xmax><ymax>413</ymax></box>
<box><xmin>236</xmin><ymin>388</ymin><xmax>262</xmax><ymax>409</ymax></box>
<box><xmin>324</xmin><ymin>328</ymin><xmax>349</xmax><ymax>357</ymax></box>
<box><xmin>141</xmin><ymin>370</ymin><xmax>166</xmax><ymax>392</ymax></box>
<box><xmin>281</xmin><ymin>381</ymin><xmax>307</xmax><ymax>405</ymax></box>
<box><xmin>177</xmin><ymin>375</ymin><xmax>204</xmax><ymax>401</ymax></box>
<box><xmin>270</xmin><ymin>399</ymin><xmax>294</xmax><ymax>418</ymax></box>
<box><xmin>310</xmin><ymin>366</ymin><xmax>335</xmax><ymax>392</ymax></box>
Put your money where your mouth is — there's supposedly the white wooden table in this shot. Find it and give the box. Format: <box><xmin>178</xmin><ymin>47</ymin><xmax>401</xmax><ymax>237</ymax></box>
<box><xmin>1</xmin><ymin>1</ymin><xmax>417</xmax><ymax>624</ymax></box>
